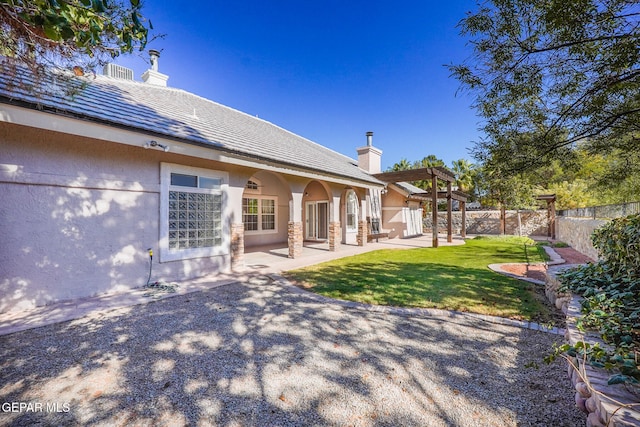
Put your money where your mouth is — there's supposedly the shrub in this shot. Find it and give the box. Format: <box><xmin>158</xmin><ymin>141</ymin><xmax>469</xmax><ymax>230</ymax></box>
<box><xmin>554</xmin><ymin>214</ymin><xmax>640</xmax><ymax>386</ymax></box>
<box><xmin>592</xmin><ymin>214</ymin><xmax>640</xmax><ymax>279</ymax></box>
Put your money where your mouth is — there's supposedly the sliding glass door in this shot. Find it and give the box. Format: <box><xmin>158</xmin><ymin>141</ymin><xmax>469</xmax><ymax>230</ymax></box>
<box><xmin>305</xmin><ymin>201</ymin><xmax>329</xmax><ymax>240</ymax></box>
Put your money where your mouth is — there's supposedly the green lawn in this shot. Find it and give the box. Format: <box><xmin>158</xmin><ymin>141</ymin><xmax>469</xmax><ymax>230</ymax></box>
<box><xmin>285</xmin><ymin>236</ymin><xmax>553</xmax><ymax>321</ymax></box>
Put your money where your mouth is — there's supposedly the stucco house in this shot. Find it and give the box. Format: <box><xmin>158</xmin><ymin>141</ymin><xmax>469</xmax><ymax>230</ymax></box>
<box><xmin>381</xmin><ymin>182</ymin><xmax>428</xmax><ymax>239</ymax></box>
<box><xmin>0</xmin><ymin>53</ymin><xmax>463</xmax><ymax>313</ymax></box>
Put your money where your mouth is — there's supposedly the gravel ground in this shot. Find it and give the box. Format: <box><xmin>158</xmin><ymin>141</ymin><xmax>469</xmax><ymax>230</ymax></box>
<box><xmin>0</xmin><ymin>276</ymin><xmax>585</xmax><ymax>427</ymax></box>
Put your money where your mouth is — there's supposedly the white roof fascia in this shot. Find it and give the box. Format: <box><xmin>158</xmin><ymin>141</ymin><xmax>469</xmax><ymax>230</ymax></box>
<box><xmin>0</xmin><ymin>104</ymin><xmax>384</xmax><ymax>190</ymax></box>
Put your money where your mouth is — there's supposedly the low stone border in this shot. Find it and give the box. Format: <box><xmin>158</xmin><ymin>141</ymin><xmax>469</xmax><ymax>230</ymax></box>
<box><xmin>272</xmin><ymin>274</ymin><xmax>565</xmax><ymax>335</ymax></box>
<box><xmin>546</xmin><ymin>268</ymin><xmax>640</xmax><ymax>427</ymax></box>
<box><xmin>489</xmin><ymin>244</ymin><xmax>567</xmax><ymax>286</ymax></box>
<box><xmin>488</xmin><ymin>263</ymin><xmax>547</xmax><ymax>285</ymax></box>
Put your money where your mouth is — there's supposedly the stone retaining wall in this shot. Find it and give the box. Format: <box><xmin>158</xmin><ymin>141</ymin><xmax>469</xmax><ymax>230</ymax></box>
<box><xmin>423</xmin><ymin>210</ymin><xmax>549</xmax><ymax>236</ymax></box>
<box><xmin>546</xmin><ymin>267</ymin><xmax>640</xmax><ymax>427</ymax></box>
<box><xmin>556</xmin><ymin>217</ymin><xmax>608</xmax><ymax>261</ymax></box>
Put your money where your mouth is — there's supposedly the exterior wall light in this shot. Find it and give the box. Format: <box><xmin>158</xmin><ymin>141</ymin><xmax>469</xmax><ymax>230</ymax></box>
<box><xmin>144</xmin><ymin>140</ymin><xmax>170</xmax><ymax>152</ymax></box>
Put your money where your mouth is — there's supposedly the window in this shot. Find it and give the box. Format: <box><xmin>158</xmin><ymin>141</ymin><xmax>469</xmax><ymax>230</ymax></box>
<box><xmin>242</xmin><ymin>198</ymin><xmax>259</xmax><ymax>231</ymax></box>
<box><xmin>244</xmin><ymin>179</ymin><xmax>261</xmax><ymax>194</ymax></box>
<box><xmin>346</xmin><ymin>190</ymin><xmax>358</xmax><ymax>232</ymax></box>
<box><xmin>160</xmin><ymin>164</ymin><xmax>229</xmax><ymax>262</ymax></box>
<box><xmin>261</xmin><ymin>199</ymin><xmax>275</xmax><ymax>230</ymax></box>
<box><xmin>242</xmin><ymin>196</ymin><xmax>277</xmax><ymax>233</ymax></box>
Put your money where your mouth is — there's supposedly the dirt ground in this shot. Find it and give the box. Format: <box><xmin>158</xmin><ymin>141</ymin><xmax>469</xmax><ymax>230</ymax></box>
<box><xmin>500</xmin><ymin>246</ymin><xmax>595</xmax><ymax>282</ymax></box>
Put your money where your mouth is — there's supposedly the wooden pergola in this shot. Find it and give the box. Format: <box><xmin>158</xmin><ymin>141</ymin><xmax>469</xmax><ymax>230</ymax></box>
<box><xmin>536</xmin><ymin>194</ymin><xmax>557</xmax><ymax>240</ymax></box>
<box><xmin>373</xmin><ymin>167</ymin><xmax>468</xmax><ymax>247</ymax></box>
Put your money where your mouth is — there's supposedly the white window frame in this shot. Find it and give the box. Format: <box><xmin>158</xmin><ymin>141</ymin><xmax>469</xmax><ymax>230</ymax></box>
<box><xmin>244</xmin><ymin>178</ymin><xmax>261</xmax><ymax>194</ymax></box>
<box><xmin>346</xmin><ymin>190</ymin><xmax>359</xmax><ymax>232</ymax></box>
<box><xmin>160</xmin><ymin>163</ymin><xmax>229</xmax><ymax>262</ymax></box>
<box><xmin>242</xmin><ymin>195</ymin><xmax>278</xmax><ymax>234</ymax></box>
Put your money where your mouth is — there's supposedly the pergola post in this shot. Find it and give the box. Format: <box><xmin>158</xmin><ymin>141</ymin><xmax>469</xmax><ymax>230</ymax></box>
<box><xmin>461</xmin><ymin>200</ymin><xmax>467</xmax><ymax>238</ymax></box>
<box><xmin>536</xmin><ymin>194</ymin><xmax>557</xmax><ymax>241</ymax></box>
<box><xmin>431</xmin><ymin>174</ymin><xmax>438</xmax><ymax>248</ymax></box>
<box><xmin>550</xmin><ymin>200</ymin><xmax>556</xmax><ymax>239</ymax></box>
<box><xmin>447</xmin><ymin>181</ymin><xmax>452</xmax><ymax>243</ymax></box>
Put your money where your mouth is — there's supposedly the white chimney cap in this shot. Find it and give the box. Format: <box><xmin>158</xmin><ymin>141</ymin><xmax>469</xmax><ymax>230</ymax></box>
<box><xmin>142</xmin><ymin>49</ymin><xmax>169</xmax><ymax>86</ymax></box>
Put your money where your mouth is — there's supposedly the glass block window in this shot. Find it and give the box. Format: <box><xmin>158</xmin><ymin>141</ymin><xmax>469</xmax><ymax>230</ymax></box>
<box><xmin>168</xmin><ymin>192</ymin><xmax>222</xmax><ymax>250</ymax></box>
<box><xmin>161</xmin><ymin>164</ymin><xmax>228</xmax><ymax>262</ymax></box>
<box><xmin>242</xmin><ymin>196</ymin><xmax>277</xmax><ymax>233</ymax></box>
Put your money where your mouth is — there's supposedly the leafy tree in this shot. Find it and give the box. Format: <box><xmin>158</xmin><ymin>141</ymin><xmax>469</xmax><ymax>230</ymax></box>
<box><xmin>0</xmin><ymin>0</ymin><xmax>153</xmax><ymax>77</ymax></box>
<box><xmin>450</xmin><ymin>0</ymin><xmax>640</xmax><ymax>178</ymax></box>
<box><xmin>475</xmin><ymin>165</ymin><xmax>537</xmax><ymax>210</ymax></box>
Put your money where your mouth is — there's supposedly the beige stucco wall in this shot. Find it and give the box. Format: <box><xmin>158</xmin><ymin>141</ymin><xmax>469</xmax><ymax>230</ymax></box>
<box><xmin>1</xmin><ymin>121</ymin><xmax>379</xmax><ymax>312</ymax></box>
<box><xmin>380</xmin><ymin>188</ymin><xmax>424</xmax><ymax>239</ymax></box>
<box><xmin>0</xmin><ymin>123</ymin><xmax>254</xmax><ymax>312</ymax></box>
<box><xmin>242</xmin><ymin>170</ymin><xmax>291</xmax><ymax>247</ymax></box>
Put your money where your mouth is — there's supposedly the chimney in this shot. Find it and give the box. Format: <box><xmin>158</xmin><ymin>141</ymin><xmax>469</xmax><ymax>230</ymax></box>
<box><xmin>142</xmin><ymin>49</ymin><xmax>169</xmax><ymax>87</ymax></box>
<box><xmin>357</xmin><ymin>131</ymin><xmax>382</xmax><ymax>174</ymax></box>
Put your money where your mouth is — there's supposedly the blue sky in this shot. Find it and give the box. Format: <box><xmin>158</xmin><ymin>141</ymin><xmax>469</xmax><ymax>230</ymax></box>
<box><xmin>116</xmin><ymin>1</ymin><xmax>482</xmax><ymax>171</ymax></box>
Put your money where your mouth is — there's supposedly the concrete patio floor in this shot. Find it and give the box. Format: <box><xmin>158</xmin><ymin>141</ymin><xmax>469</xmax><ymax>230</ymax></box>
<box><xmin>0</xmin><ymin>234</ymin><xmax>464</xmax><ymax>336</ymax></box>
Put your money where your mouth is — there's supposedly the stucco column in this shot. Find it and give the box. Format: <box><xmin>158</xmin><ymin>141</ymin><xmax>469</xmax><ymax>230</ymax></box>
<box><xmin>288</xmin><ymin>190</ymin><xmax>304</xmax><ymax>258</ymax></box>
<box><xmin>230</xmin><ymin>223</ymin><xmax>244</xmax><ymax>270</ymax></box>
<box><xmin>330</xmin><ymin>192</ymin><xmax>343</xmax><ymax>246</ymax></box>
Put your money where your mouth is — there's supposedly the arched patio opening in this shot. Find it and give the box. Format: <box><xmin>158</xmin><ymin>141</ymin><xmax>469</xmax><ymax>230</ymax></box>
<box><xmin>241</xmin><ymin>171</ymin><xmax>292</xmax><ymax>251</ymax></box>
<box><xmin>302</xmin><ymin>180</ymin><xmax>332</xmax><ymax>250</ymax></box>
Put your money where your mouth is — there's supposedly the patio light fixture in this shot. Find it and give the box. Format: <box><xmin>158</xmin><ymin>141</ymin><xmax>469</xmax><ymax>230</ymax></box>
<box><xmin>144</xmin><ymin>140</ymin><xmax>170</xmax><ymax>152</ymax></box>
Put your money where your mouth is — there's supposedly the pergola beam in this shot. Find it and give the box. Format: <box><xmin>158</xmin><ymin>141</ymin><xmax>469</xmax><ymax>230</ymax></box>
<box><xmin>373</xmin><ymin>166</ymin><xmax>462</xmax><ymax>248</ymax></box>
<box><xmin>372</xmin><ymin>166</ymin><xmax>456</xmax><ymax>183</ymax></box>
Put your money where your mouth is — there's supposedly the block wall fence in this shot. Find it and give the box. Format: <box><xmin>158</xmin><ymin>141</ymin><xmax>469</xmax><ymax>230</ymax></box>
<box><xmin>424</xmin><ymin>210</ymin><xmax>607</xmax><ymax>261</ymax></box>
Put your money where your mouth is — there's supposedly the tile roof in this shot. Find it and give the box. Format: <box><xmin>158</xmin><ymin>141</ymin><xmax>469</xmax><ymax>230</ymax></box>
<box><xmin>393</xmin><ymin>181</ymin><xmax>428</xmax><ymax>195</ymax></box>
<box><xmin>0</xmin><ymin>68</ymin><xmax>382</xmax><ymax>185</ymax></box>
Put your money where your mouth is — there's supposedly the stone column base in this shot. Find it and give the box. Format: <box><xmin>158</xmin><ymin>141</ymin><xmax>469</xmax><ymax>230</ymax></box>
<box><xmin>357</xmin><ymin>220</ymin><xmax>366</xmax><ymax>246</ymax></box>
<box><xmin>288</xmin><ymin>221</ymin><xmax>303</xmax><ymax>258</ymax></box>
<box><xmin>230</xmin><ymin>223</ymin><xmax>245</xmax><ymax>270</ymax></box>
<box><xmin>329</xmin><ymin>221</ymin><xmax>341</xmax><ymax>251</ymax></box>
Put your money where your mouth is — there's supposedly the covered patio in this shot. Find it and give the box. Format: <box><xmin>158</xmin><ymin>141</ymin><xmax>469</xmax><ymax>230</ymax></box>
<box><xmin>242</xmin><ymin>233</ymin><xmax>466</xmax><ymax>274</ymax></box>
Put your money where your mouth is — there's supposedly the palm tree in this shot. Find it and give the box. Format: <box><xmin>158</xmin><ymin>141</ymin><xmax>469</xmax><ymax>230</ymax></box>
<box><xmin>451</xmin><ymin>159</ymin><xmax>475</xmax><ymax>193</ymax></box>
<box><xmin>389</xmin><ymin>158</ymin><xmax>412</xmax><ymax>172</ymax></box>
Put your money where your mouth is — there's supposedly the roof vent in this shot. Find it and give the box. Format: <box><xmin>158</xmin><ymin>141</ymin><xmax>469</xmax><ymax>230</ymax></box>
<box><xmin>103</xmin><ymin>63</ymin><xmax>134</xmax><ymax>80</ymax></box>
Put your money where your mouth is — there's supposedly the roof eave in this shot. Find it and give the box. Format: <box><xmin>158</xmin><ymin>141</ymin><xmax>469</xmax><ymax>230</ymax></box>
<box><xmin>0</xmin><ymin>97</ymin><xmax>384</xmax><ymax>188</ymax></box>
